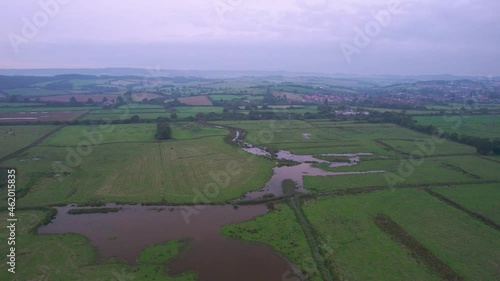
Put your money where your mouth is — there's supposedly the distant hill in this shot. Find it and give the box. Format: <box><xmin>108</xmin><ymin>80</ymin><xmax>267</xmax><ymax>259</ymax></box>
<box><xmin>0</xmin><ymin>68</ymin><xmax>496</xmax><ymax>84</ymax></box>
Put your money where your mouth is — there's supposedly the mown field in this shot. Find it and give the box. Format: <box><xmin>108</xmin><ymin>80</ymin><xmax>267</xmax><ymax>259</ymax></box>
<box><xmin>222</xmin><ymin>204</ymin><xmax>322</xmax><ymax>281</ymax></box>
<box><xmin>303</xmin><ymin>189</ymin><xmax>500</xmax><ymax>281</ymax></box>
<box><xmin>0</xmin><ymin>125</ymin><xmax>57</xmax><ymax>158</ymax></box>
<box><xmin>215</xmin><ymin>119</ymin><xmax>476</xmax><ymax>156</ymax></box>
<box><xmin>0</xmin><ymin>123</ymin><xmax>274</xmax><ymax>207</ymax></box>
<box><xmin>219</xmin><ymin>119</ymin><xmax>500</xmax><ymax>281</ymax></box>
<box><xmin>431</xmin><ymin>184</ymin><xmax>500</xmax><ymax>225</ymax></box>
<box><xmin>363</xmin><ymin>107</ymin><xmax>439</xmax><ymax>115</ymax></box>
<box><xmin>82</xmin><ymin>106</ymin><xmax>224</xmax><ymax>120</ymax></box>
<box><xmin>209</xmin><ymin>94</ymin><xmax>263</xmax><ymax>101</ymax></box>
<box><xmin>224</xmin><ymin>188</ymin><xmax>500</xmax><ymax>281</ymax></box>
<box><xmin>414</xmin><ymin>115</ymin><xmax>500</xmax><ymax>139</ymax></box>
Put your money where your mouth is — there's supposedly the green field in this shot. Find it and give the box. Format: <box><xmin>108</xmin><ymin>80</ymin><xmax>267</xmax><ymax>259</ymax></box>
<box><xmin>40</xmin><ymin>124</ymin><xmax>157</xmax><ymax>145</ymax></box>
<box><xmin>40</xmin><ymin>123</ymin><xmax>227</xmax><ymax>145</ymax></box>
<box><xmin>305</xmin><ymin>160</ymin><xmax>475</xmax><ymax>192</ymax></box>
<box><xmin>0</xmin><ymin>125</ymin><xmax>57</xmax><ymax>158</ymax></box>
<box><xmin>82</xmin><ymin>112</ymin><xmax>172</xmax><ymax>121</ymax></box>
<box><xmin>223</xmin><ymin>204</ymin><xmax>322</xmax><ymax>280</ymax></box>
<box><xmin>216</xmin><ymin>120</ymin><xmax>475</xmax><ymax>156</ymax></box>
<box><xmin>0</xmin><ymin>102</ymin><xmax>44</xmax><ymax>107</ymax></box>
<box><xmin>209</xmin><ymin>94</ymin><xmax>263</xmax><ymax>101</ymax></box>
<box><xmin>414</xmin><ymin>115</ymin><xmax>500</xmax><ymax>139</ymax></box>
<box><xmin>378</xmin><ymin>138</ymin><xmax>476</xmax><ymax>155</ymax></box>
<box><xmin>89</xmin><ymin>108</ymin><xmax>167</xmax><ymax>114</ymax></box>
<box><xmin>0</xmin><ymin>106</ymin><xmax>98</xmax><ymax>113</ymax></box>
<box><xmin>3</xmin><ymin>88</ymin><xmax>68</xmax><ymax>96</ymax></box>
<box><xmin>174</xmin><ymin>106</ymin><xmax>224</xmax><ymax>118</ymax></box>
<box><xmin>431</xmin><ymin>184</ymin><xmax>500</xmax><ymax>225</ymax></box>
<box><xmin>1</xmin><ymin>115</ymin><xmax>499</xmax><ymax>280</ymax></box>
<box><xmin>118</xmin><ymin>104</ymin><xmax>165</xmax><ymax>109</ymax></box>
<box><xmin>363</xmin><ymin>107</ymin><xmax>438</xmax><ymax>115</ymax></box>
<box><xmin>2</xmin><ymin>123</ymin><xmax>274</xmax><ymax>207</ymax></box>
<box><xmin>302</xmin><ymin>189</ymin><xmax>500</xmax><ymax>281</ymax></box>
<box><xmin>83</xmin><ymin>107</ymin><xmax>225</xmax><ymax>120</ymax></box>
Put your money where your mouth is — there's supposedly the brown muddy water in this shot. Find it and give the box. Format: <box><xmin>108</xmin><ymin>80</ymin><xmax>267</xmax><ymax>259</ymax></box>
<box><xmin>38</xmin><ymin>204</ymin><xmax>300</xmax><ymax>281</ymax></box>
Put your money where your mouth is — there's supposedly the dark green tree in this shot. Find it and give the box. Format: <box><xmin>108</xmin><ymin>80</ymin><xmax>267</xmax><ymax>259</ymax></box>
<box><xmin>155</xmin><ymin>122</ymin><xmax>172</xmax><ymax>140</ymax></box>
<box><xmin>130</xmin><ymin>115</ymin><xmax>140</xmax><ymax>123</ymax></box>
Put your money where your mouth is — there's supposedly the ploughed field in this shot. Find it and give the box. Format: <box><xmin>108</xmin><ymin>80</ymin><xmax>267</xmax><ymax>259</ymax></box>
<box><xmin>0</xmin><ymin>118</ymin><xmax>499</xmax><ymax>281</ymax></box>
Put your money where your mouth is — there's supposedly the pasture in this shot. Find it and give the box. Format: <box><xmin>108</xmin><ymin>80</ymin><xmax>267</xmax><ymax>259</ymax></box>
<box><xmin>1</xmin><ymin>123</ymin><xmax>273</xmax><ymax>207</ymax></box>
<box><xmin>216</xmin><ymin>120</ymin><xmax>477</xmax><ymax>156</ymax></box>
<box><xmin>431</xmin><ymin>184</ymin><xmax>500</xmax><ymax>225</ymax></box>
<box><xmin>209</xmin><ymin>94</ymin><xmax>263</xmax><ymax>101</ymax></box>
<box><xmin>178</xmin><ymin>96</ymin><xmax>213</xmax><ymax>106</ymax></box>
<box><xmin>174</xmin><ymin>106</ymin><xmax>224</xmax><ymax>118</ymax></box>
<box><xmin>1</xmin><ymin>116</ymin><xmax>498</xmax><ymax>281</ymax></box>
<box><xmin>40</xmin><ymin>123</ymin><xmax>227</xmax><ymax>145</ymax></box>
<box><xmin>222</xmin><ymin>204</ymin><xmax>322</xmax><ymax>281</ymax></box>
<box><xmin>0</xmin><ymin>102</ymin><xmax>44</xmax><ymax>107</ymax></box>
<box><xmin>34</xmin><ymin>94</ymin><xmax>121</xmax><ymax>103</ymax></box>
<box><xmin>414</xmin><ymin>115</ymin><xmax>500</xmax><ymax>139</ymax></box>
<box><xmin>0</xmin><ymin>125</ymin><xmax>57</xmax><ymax>158</ymax></box>
<box><xmin>0</xmin><ymin>106</ymin><xmax>97</xmax><ymax>113</ymax></box>
<box><xmin>3</xmin><ymin>87</ymin><xmax>67</xmax><ymax>96</ymax></box>
<box><xmin>302</xmin><ymin>189</ymin><xmax>500</xmax><ymax>281</ymax></box>
<box><xmin>304</xmin><ymin>156</ymin><xmax>488</xmax><ymax>192</ymax></box>
<box><xmin>0</xmin><ymin>110</ymin><xmax>87</xmax><ymax>123</ymax></box>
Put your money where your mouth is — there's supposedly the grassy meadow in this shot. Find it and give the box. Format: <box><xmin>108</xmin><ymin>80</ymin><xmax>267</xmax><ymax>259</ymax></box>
<box><xmin>414</xmin><ymin>115</ymin><xmax>500</xmax><ymax>139</ymax></box>
<box><xmin>1</xmin><ymin>114</ymin><xmax>498</xmax><ymax>281</ymax></box>
<box><xmin>0</xmin><ymin>125</ymin><xmax>57</xmax><ymax>158</ymax></box>
<box><xmin>302</xmin><ymin>189</ymin><xmax>500</xmax><ymax>281</ymax></box>
<box><xmin>431</xmin><ymin>184</ymin><xmax>500</xmax><ymax>225</ymax></box>
<box><xmin>222</xmin><ymin>204</ymin><xmax>322</xmax><ymax>281</ymax></box>
<box><xmin>1</xmin><ymin>123</ymin><xmax>274</xmax><ymax>207</ymax></box>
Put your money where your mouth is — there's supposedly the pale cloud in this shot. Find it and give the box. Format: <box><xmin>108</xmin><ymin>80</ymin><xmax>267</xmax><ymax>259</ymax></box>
<box><xmin>0</xmin><ymin>0</ymin><xmax>498</xmax><ymax>75</ymax></box>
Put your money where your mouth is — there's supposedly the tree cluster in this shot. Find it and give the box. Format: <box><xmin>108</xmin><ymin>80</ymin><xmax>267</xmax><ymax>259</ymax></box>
<box><xmin>155</xmin><ymin>121</ymin><xmax>172</xmax><ymax>140</ymax></box>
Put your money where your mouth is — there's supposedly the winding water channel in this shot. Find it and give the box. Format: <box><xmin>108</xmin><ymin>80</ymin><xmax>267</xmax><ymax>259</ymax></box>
<box><xmin>234</xmin><ymin>130</ymin><xmax>385</xmax><ymax>198</ymax></box>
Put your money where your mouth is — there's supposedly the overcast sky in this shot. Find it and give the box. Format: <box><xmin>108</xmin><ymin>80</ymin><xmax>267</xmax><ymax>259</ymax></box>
<box><xmin>0</xmin><ymin>0</ymin><xmax>499</xmax><ymax>75</ymax></box>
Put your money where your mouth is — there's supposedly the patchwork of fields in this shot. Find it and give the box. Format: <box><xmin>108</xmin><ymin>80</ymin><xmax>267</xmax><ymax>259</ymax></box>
<box><xmin>0</xmin><ymin>123</ymin><xmax>273</xmax><ymax>207</ymax></box>
<box><xmin>0</xmin><ymin>114</ymin><xmax>498</xmax><ymax>281</ymax></box>
<box><xmin>214</xmin><ymin>119</ymin><xmax>500</xmax><ymax>281</ymax></box>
